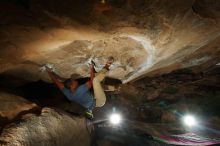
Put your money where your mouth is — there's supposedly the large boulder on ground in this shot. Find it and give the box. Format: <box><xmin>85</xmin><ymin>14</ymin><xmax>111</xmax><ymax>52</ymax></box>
<box><xmin>0</xmin><ymin>92</ymin><xmax>39</xmax><ymax>127</ymax></box>
<box><xmin>0</xmin><ymin>108</ymin><xmax>92</xmax><ymax>146</ymax></box>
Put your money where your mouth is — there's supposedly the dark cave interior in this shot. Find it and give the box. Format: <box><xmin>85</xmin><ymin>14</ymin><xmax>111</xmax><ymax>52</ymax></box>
<box><xmin>0</xmin><ymin>0</ymin><xmax>220</xmax><ymax>146</ymax></box>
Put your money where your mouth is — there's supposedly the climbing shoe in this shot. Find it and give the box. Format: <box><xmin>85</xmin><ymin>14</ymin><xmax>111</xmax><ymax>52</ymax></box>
<box><xmin>85</xmin><ymin>110</ymin><xmax>94</xmax><ymax>120</ymax></box>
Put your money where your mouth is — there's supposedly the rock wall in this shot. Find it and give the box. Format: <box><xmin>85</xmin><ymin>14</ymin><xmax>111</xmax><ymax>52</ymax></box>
<box><xmin>104</xmin><ymin>66</ymin><xmax>220</xmax><ymax>124</ymax></box>
<box><xmin>0</xmin><ymin>0</ymin><xmax>219</xmax><ymax>83</ymax></box>
<box><xmin>0</xmin><ymin>92</ymin><xmax>39</xmax><ymax>128</ymax></box>
<box><xmin>0</xmin><ymin>108</ymin><xmax>91</xmax><ymax>146</ymax></box>
<box><xmin>0</xmin><ymin>92</ymin><xmax>91</xmax><ymax>146</ymax></box>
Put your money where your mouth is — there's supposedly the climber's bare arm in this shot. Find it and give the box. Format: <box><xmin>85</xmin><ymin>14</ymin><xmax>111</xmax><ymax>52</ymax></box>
<box><xmin>46</xmin><ymin>67</ymin><xmax>64</xmax><ymax>90</ymax></box>
<box><xmin>52</xmin><ymin>72</ymin><xmax>67</xmax><ymax>82</ymax></box>
<box><xmin>86</xmin><ymin>64</ymin><xmax>95</xmax><ymax>89</ymax></box>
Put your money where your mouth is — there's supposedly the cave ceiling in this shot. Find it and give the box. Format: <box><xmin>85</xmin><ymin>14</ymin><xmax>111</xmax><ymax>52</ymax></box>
<box><xmin>0</xmin><ymin>0</ymin><xmax>220</xmax><ymax>83</ymax></box>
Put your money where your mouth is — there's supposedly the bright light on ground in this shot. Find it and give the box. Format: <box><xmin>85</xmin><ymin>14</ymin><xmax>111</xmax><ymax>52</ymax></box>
<box><xmin>109</xmin><ymin>113</ymin><xmax>121</xmax><ymax>125</ymax></box>
<box><xmin>183</xmin><ymin>115</ymin><xmax>197</xmax><ymax>127</ymax></box>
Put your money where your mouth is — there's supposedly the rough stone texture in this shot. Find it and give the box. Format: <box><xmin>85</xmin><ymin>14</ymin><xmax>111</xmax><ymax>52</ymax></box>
<box><xmin>0</xmin><ymin>92</ymin><xmax>38</xmax><ymax>127</ymax></box>
<box><xmin>0</xmin><ymin>0</ymin><xmax>219</xmax><ymax>83</ymax></box>
<box><xmin>0</xmin><ymin>1</ymin><xmax>220</xmax><ymax>145</ymax></box>
<box><xmin>103</xmin><ymin>66</ymin><xmax>220</xmax><ymax>124</ymax></box>
<box><xmin>0</xmin><ymin>108</ymin><xmax>91</xmax><ymax>146</ymax></box>
<box><xmin>0</xmin><ymin>87</ymin><xmax>91</xmax><ymax>146</ymax></box>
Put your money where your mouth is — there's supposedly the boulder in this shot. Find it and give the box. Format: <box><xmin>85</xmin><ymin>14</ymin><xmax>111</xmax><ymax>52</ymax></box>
<box><xmin>0</xmin><ymin>108</ymin><xmax>92</xmax><ymax>146</ymax></box>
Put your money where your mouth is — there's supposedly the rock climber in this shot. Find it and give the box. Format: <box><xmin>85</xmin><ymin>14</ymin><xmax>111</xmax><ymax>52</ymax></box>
<box><xmin>45</xmin><ymin>57</ymin><xmax>114</xmax><ymax>119</ymax></box>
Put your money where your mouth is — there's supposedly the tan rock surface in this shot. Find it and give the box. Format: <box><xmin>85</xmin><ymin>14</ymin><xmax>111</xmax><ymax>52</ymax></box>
<box><xmin>0</xmin><ymin>0</ymin><xmax>219</xmax><ymax>83</ymax></box>
<box><xmin>0</xmin><ymin>108</ymin><xmax>91</xmax><ymax>146</ymax></box>
<box><xmin>0</xmin><ymin>92</ymin><xmax>38</xmax><ymax>122</ymax></box>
